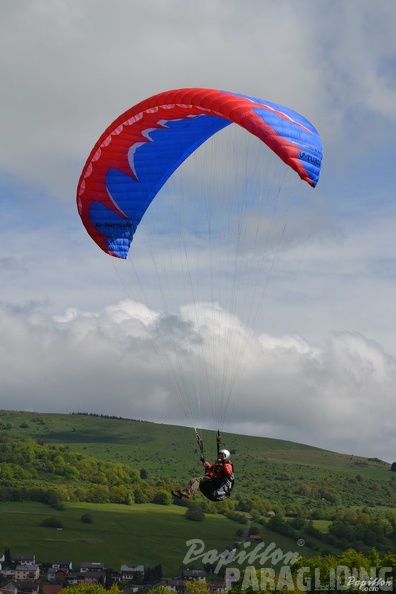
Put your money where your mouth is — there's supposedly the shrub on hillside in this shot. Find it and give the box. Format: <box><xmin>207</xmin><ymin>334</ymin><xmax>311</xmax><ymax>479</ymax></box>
<box><xmin>185</xmin><ymin>503</ymin><xmax>205</xmax><ymax>521</ymax></box>
<box><xmin>153</xmin><ymin>491</ymin><xmax>172</xmax><ymax>505</ymax></box>
<box><xmin>224</xmin><ymin>510</ymin><xmax>247</xmax><ymax>524</ymax></box>
<box><xmin>39</xmin><ymin>516</ymin><xmax>63</xmax><ymax>528</ymax></box>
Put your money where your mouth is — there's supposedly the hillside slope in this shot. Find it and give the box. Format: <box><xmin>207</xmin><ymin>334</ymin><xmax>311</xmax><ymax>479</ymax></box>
<box><xmin>0</xmin><ymin>409</ymin><xmax>394</xmax><ymax>511</ymax></box>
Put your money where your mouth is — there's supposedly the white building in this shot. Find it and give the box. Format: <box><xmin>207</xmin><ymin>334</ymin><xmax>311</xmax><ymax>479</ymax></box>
<box><xmin>120</xmin><ymin>565</ymin><xmax>144</xmax><ymax>580</ymax></box>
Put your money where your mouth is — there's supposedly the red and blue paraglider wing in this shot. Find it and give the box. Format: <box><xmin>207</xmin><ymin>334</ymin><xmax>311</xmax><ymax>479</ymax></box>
<box><xmin>77</xmin><ymin>88</ymin><xmax>323</xmax><ymax>259</ymax></box>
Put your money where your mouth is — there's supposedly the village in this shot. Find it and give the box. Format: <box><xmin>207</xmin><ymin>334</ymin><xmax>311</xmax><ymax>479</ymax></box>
<box><xmin>0</xmin><ymin>553</ymin><xmax>226</xmax><ymax>594</ymax></box>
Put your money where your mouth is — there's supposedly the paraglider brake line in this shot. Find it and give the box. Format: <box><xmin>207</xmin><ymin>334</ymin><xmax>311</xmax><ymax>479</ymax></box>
<box><xmin>194</xmin><ymin>428</ymin><xmax>222</xmax><ymax>462</ymax></box>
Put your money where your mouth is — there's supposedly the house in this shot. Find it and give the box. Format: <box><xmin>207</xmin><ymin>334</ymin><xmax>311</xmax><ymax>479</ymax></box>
<box><xmin>0</xmin><ymin>571</ymin><xmax>15</xmax><ymax>581</ymax></box>
<box><xmin>42</xmin><ymin>585</ymin><xmax>63</xmax><ymax>594</ymax></box>
<box><xmin>47</xmin><ymin>568</ymin><xmax>68</xmax><ymax>583</ymax></box>
<box><xmin>14</xmin><ymin>565</ymin><xmax>40</xmax><ymax>581</ymax></box>
<box><xmin>207</xmin><ymin>581</ymin><xmax>226</xmax><ymax>593</ymax></box>
<box><xmin>83</xmin><ymin>571</ymin><xmax>106</xmax><ymax>585</ymax></box>
<box><xmin>51</xmin><ymin>560</ymin><xmax>72</xmax><ymax>571</ymax></box>
<box><xmin>120</xmin><ymin>565</ymin><xmax>144</xmax><ymax>580</ymax></box>
<box><xmin>80</xmin><ymin>562</ymin><xmax>105</xmax><ymax>573</ymax></box>
<box><xmin>161</xmin><ymin>578</ymin><xmax>185</xmax><ymax>593</ymax></box>
<box><xmin>63</xmin><ymin>573</ymin><xmax>85</xmax><ymax>586</ymax></box>
<box><xmin>123</xmin><ymin>585</ymin><xmax>140</xmax><ymax>594</ymax></box>
<box><xmin>63</xmin><ymin>572</ymin><xmax>105</xmax><ymax>586</ymax></box>
<box><xmin>46</xmin><ymin>570</ymin><xmax>57</xmax><ymax>584</ymax></box>
<box><xmin>0</xmin><ymin>582</ymin><xmax>17</xmax><ymax>594</ymax></box>
<box><xmin>47</xmin><ymin>561</ymin><xmax>72</xmax><ymax>583</ymax></box>
<box><xmin>182</xmin><ymin>569</ymin><xmax>206</xmax><ymax>581</ymax></box>
<box><xmin>14</xmin><ymin>581</ymin><xmax>39</xmax><ymax>594</ymax></box>
<box><xmin>11</xmin><ymin>555</ymin><xmax>36</xmax><ymax>567</ymax></box>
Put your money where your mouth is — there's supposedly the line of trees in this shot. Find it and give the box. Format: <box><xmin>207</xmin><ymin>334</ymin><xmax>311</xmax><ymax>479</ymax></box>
<box><xmin>265</xmin><ymin>509</ymin><xmax>396</xmax><ymax>554</ymax></box>
<box><xmin>0</xmin><ymin>434</ymin><xmax>164</xmax><ymax>506</ymax></box>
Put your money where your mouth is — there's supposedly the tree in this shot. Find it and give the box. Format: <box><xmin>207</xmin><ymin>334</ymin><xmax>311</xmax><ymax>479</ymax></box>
<box><xmin>146</xmin><ymin>587</ymin><xmax>169</xmax><ymax>594</ymax></box>
<box><xmin>144</xmin><ymin>564</ymin><xmax>162</xmax><ymax>584</ymax></box>
<box><xmin>185</xmin><ymin>503</ymin><xmax>205</xmax><ymax>522</ymax></box>
<box><xmin>62</xmin><ymin>584</ymin><xmax>121</xmax><ymax>594</ymax></box>
<box><xmin>185</xmin><ymin>579</ymin><xmax>208</xmax><ymax>594</ymax></box>
<box><xmin>109</xmin><ymin>485</ymin><xmax>131</xmax><ymax>504</ymax></box>
<box><xmin>47</xmin><ymin>490</ymin><xmax>62</xmax><ymax>507</ymax></box>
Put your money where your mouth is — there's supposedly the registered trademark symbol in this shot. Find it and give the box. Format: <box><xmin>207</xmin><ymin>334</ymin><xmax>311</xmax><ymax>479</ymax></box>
<box><xmin>297</xmin><ymin>539</ymin><xmax>305</xmax><ymax>546</ymax></box>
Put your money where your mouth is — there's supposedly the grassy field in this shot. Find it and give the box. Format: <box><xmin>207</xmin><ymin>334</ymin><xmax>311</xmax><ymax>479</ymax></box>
<box><xmin>0</xmin><ymin>409</ymin><xmax>395</xmax><ymax>574</ymax></box>
<box><xmin>311</xmin><ymin>520</ymin><xmax>331</xmax><ymax>533</ymax></box>
<box><xmin>0</xmin><ymin>501</ymin><xmax>316</xmax><ymax>576</ymax></box>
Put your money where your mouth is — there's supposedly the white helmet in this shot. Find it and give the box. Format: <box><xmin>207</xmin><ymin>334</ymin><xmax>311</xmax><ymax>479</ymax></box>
<box><xmin>218</xmin><ymin>449</ymin><xmax>230</xmax><ymax>461</ymax></box>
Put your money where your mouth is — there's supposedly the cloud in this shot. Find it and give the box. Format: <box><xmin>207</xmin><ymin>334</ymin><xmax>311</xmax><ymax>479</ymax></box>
<box><xmin>1</xmin><ymin>299</ymin><xmax>395</xmax><ymax>462</ymax></box>
<box><xmin>245</xmin><ymin>330</ymin><xmax>396</xmax><ymax>461</ymax></box>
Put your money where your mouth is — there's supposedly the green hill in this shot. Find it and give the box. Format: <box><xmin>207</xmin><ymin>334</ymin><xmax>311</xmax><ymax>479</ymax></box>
<box><xmin>0</xmin><ymin>409</ymin><xmax>394</xmax><ymax>509</ymax></box>
<box><xmin>1</xmin><ymin>409</ymin><xmax>396</xmax><ymax>574</ymax></box>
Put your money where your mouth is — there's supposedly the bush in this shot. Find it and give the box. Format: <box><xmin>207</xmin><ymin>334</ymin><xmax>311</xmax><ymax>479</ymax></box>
<box><xmin>153</xmin><ymin>491</ymin><xmax>172</xmax><ymax>505</ymax></box>
<box><xmin>134</xmin><ymin>487</ymin><xmax>150</xmax><ymax>504</ymax></box>
<box><xmin>185</xmin><ymin>503</ymin><xmax>205</xmax><ymax>522</ymax></box>
<box><xmin>40</xmin><ymin>516</ymin><xmax>64</xmax><ymax>528</ymax></box>
<box><xmin>80</xmin><ymin>513</ymin><xmax>94</xmax><ymax>523</ymax></box>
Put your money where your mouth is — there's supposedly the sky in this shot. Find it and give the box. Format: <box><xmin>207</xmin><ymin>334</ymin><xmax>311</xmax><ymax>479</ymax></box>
<box><xmin>1</xmin><ymin>0</ymin><xmax>396</xmax><ymax>462</ymax></box>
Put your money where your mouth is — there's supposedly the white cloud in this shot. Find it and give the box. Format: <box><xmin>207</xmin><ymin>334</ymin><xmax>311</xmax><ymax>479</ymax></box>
<box><xmin>1</xmin><ymin>299</ymin><xmax>395</xmax><ymax>461</ymax></box>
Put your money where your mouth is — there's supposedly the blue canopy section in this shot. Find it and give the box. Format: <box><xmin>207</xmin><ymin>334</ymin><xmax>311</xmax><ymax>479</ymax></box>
<box><xmin>89</xmin><ymin>115</ymin><xmax>230</xmax><ymax>258</ymax></box>
<box><xmin>230</xmin><ymin>91</ymin><xmax>322</xmax><ymax>185</ymax></box>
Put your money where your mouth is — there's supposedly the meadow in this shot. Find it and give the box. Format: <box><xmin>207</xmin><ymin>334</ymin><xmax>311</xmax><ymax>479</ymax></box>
<box><xmin>0</xmin><ymin>501</ymin><xmax>313</xmax><ymax>576</ymax></box>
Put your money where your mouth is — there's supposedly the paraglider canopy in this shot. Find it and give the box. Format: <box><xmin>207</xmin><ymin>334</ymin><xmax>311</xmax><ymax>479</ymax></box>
<box><xmin>77</xmin><ymin>88</ymin><xmax>322</xmax><ymax>260</ymax></box>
